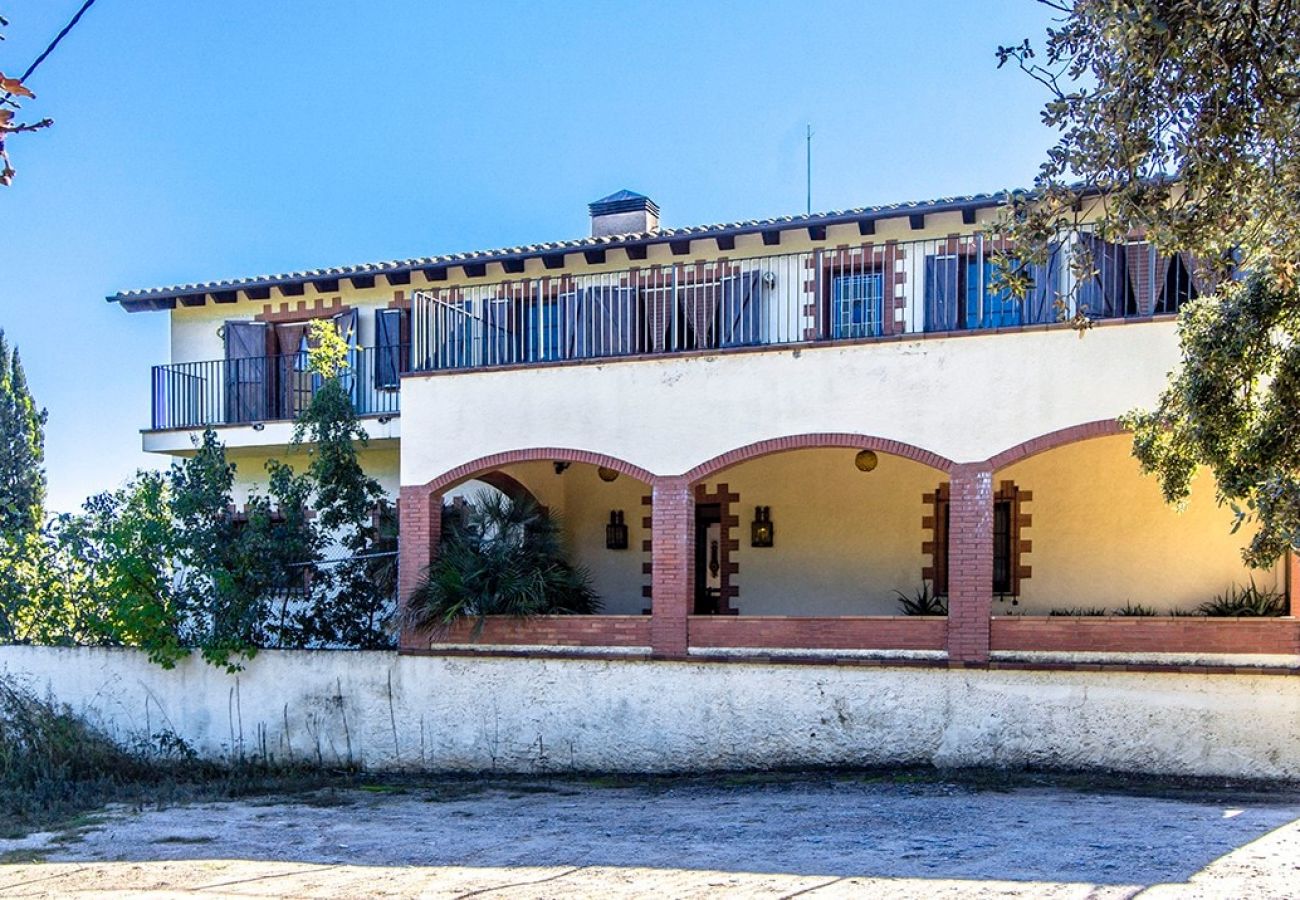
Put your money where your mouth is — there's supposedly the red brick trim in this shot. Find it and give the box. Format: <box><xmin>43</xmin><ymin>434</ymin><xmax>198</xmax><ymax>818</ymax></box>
<box><xmin>986</xmin><ymin>419</ymin><xmax>1127</xmax><ymax>472</ymax></box>
<box><xmin>650</xmin><ymin>477</ymin><xmax>694</xmax><ymax>657</ymax></box>
<box><xmin>694</xmin><ymin>482</ymin><xmax>740</xmax><ymax>613</ymax></box>
<box><xmin>683</xmin><ymin>434</ymin><xmax>952</xmax><ymax>484</ymax></box>
<box><xmin>688</xmin><ymin>615</ymin><xmax>946</xmax><ymax>651</ymax></box>
<box><xmin>946</xmin><ymin>464</ymin><xmax>994</xmax><ymax>663</ymax></box>
<box><xmin>255</xmin><ymin>297</ymin><xmax>350</xmax><ymax>323</ymax></box>
<box><xmin>419</xmin><ymin>449</ymin><xmax>654</xmax><ymax>497</ymax></box>
<box><xmin>476</xmin><ymin>471</ymin><xmax>542</xmax><ymax>510</ymax></box>
<box><xmin>427</xmin><ymin>615</ymin><xmax>652</xmax><ymax>648</ymax></box>
<box><xmin>990</xmin><ymin>617</ymin><xmax>1300</xmax><ymax>656</ymax></box>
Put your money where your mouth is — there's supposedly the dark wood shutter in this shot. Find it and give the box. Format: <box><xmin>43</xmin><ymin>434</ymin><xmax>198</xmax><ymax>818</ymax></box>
<box><xmin>375</xmin><ymin>309</ymin><xmax>403</xmax><ymax>388</ymax></box>
<box><xmin>223</xmin><ymin>321</ymin><xmax>269</xmax><ymax>423</ymax></box>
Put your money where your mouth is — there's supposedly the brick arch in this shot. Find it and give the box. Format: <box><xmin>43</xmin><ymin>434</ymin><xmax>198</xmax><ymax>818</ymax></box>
<box><xmin>985</xmin><ymin>419</ymin><xmax>1127</xmax><ymax>472</ymax></box>
<box><xmin>477</xmin><ymin>471</ymin><xmax>542</xmax><ymax>509</ymax></box>
<box><xmin>420</xmin><ymin>448</ymin><xmax>655</xmax><ymax>497</ymax></box>
<box><xmin>681</xmin><ymin>433</ymin><xmax>954</xmax><ymax>484</ymax></box>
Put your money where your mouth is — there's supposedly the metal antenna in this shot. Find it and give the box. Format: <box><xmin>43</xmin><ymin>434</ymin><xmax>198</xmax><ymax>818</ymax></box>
<box><xmin>806</xmin><ymin>124</ymin><xmax>814</xmax><ymax>215</ymax></box>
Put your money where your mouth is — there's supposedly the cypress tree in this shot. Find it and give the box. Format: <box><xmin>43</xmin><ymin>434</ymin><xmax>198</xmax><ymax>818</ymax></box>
<box><xmin>0</xmin><ymin>329</ymin><xmax>47</xmax><ymax>534</ymax></box>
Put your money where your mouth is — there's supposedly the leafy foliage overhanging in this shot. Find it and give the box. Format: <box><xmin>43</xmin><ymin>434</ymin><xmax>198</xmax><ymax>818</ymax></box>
<box><xmin>999</xmin><ymin>0</ymin><xmax>1300</xmax><ymax>563</ymax></box>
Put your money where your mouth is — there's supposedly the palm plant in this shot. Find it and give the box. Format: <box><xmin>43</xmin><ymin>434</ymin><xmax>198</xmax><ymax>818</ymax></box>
<box><xmin>405</xmin><ymin>491</ymin><xmax>599</xmax><ymax>636</ymax></box>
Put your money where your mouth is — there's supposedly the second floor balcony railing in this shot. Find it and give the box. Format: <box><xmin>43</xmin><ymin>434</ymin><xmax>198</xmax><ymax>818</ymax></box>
<box><xmin>411</xmin><ymin>231</ymin><xmax>1206</xmax><ymax>372</ymax></box>
<box><xmin>150</xmin><ymin>345</ymin><xmax>404</xmax><ymax>431</ymax></box>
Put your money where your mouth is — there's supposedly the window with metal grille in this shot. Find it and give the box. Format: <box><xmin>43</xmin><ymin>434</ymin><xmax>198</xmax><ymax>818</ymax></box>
<box><xmin>993</xmin><ymin>499</ymin><xmax>1013</xmax><ymax>595</ymax></box>
<box><xmin>831</xmin><ymin>273</ymin><xmax>883</xmax><ymax>339</ymax></box>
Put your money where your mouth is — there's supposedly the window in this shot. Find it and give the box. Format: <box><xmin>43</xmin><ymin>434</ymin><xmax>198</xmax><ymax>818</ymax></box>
<box><xmin>528</xmin><ymin>297</ymin><xmax>561</xmax><ymax>362</ymax></box>
<box><xmin>924</xmin><ymin>255</ymin><xmax>1024</xmax><ymax>332</ymax></box>
<box><xmin>992</xmin><ymin>499</ymin><xmax>1012</xmax><ymax>595</ymax></box>
<box><xmin>926</xmin><ymin>481</ymin><xmax>1027</xmax><ymax>598</ymax></box>
<box><xmin>831</xmin><ymin>272</ymin><xmax>883</xmax><ymax>339</ymax></box>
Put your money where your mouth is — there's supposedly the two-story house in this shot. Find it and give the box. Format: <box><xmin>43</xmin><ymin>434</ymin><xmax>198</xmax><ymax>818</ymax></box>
<box><xmin>110</xmin><ymin>188</ymin><xmax>1298</xmax><ymax>667</ymax></box>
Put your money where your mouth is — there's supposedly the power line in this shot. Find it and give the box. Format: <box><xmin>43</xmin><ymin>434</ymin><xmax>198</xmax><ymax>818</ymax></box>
<box><xmin>3</xmin><ymin>0</ymin><xmax>98</xmax><ymax>105</ymax></box>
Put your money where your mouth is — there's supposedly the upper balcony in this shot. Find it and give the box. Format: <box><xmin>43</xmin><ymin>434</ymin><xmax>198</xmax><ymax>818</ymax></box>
<box><xmin>149</xmin><ymin>345</ymin><xmax>404</xmax><ymax>432</ymax></box>
<box><xmin>408</xmin><ymin>231</ymin><xmax>1203</xmax><ymax>374</ymax></box>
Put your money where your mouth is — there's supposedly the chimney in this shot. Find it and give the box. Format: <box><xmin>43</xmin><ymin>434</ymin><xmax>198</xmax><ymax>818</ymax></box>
<box><xmin>588</xmin><ymin>189</ymin><xmax>660</xmax><ymax>237</ymax></box>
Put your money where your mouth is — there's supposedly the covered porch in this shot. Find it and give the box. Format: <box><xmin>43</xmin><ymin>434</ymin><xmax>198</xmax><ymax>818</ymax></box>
<box><xmin>398</xmin><ymin>425</ymin><xmax>1300</xmax><ymax>669</ymax></box>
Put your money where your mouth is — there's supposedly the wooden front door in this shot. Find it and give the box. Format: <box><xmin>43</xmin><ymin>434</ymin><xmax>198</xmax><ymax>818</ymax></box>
<box><xmin>694</xmin><ymin>503</ymin><xmax>722</xmax><ymax>615</ymax></box>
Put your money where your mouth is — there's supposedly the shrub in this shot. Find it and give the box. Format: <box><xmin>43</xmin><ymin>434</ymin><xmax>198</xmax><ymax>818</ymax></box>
<box><xmin>1113</xmin><ymin>601</ymin><xmax>1157</xmax><ymax>617</ymax></box>
<box><xmin>1049</xmin><ymin>606</ymin><xmax>1108</xmax><ymax>616</ymax></box>
<box><xmin>894</xmin><ymin>583</ymin><xmax>947</xmax><ymax>616</ymax></box>
<box><xmin>1199</xmin><ymin>579</ymin><xmax>1287</xmax><ymax>617</ymax></box>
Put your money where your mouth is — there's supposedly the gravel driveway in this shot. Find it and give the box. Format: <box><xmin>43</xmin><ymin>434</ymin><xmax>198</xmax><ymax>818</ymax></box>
<box><xmin>1</xmin><ymin>774</ymin><xmax>1299</xmax><ymax>898</ymax></box>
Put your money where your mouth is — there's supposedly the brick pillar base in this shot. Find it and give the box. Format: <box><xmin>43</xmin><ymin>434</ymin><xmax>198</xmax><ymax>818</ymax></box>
<box><xmin>946</xmin><ymin>464</ymin><xmax>993</xmax><ymax>663</ymax></box>
<box><xmin>1289</xmin><ymin>551</ymin><xmax>1300</xmax><ymax>617</ymax></box>
<box><xmin>650</xmin><ymin>477</ymin><xmax>694</xmax><ymax>657</ymax></box>
<box><xmin>398</xmin><ymin>485</ymin><xmax>442</xmax><ymax>652</ymax></box>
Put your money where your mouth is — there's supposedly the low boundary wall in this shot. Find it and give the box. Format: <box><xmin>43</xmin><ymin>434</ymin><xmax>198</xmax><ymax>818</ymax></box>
<box><xmin>3</xmin><ymin>645</ymin><xmax>1299</xmax><ymax>779</ymax></box>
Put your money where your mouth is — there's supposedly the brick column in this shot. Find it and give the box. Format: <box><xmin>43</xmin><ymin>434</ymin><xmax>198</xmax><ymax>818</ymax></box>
<box><xmin>946</xmin><ymin>464</ymin><xmax>994</xmax><ymax>663</ymax></box>
<box><xmin>398</xmin><ymin>485</ymin><xmax>442</xmax><ymax>652</ymax></box>
<box><xmin>650</xmin><ymin>477</ymin><xmax>694</xmax><ymax>657</ymax></box>
<box><xmin>1289</xmin><ymin>550</ymin><xmax>1300</xmax><ymax>617</ymax></box>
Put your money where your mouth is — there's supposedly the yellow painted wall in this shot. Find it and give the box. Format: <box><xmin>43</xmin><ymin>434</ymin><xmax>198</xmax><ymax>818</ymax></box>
<box><xmin>710</xmin><ymin>449</ymin><xmax>936</xmax><ymax>616</ymax></box>
<box><xmin>998</xmin><ymin>434</ymin><xmax>1281</xmax><ymax>614</ymax></box>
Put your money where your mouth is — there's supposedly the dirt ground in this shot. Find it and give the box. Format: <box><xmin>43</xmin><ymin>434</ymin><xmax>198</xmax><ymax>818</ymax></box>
<box><xmin>2</xmin><ymin>773</ymin><xmax>1300</xmax><ymax>898</ymax></box>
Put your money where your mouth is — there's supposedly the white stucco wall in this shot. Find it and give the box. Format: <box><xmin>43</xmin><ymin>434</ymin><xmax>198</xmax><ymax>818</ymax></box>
<box><xmin>400</xmin><ymin>321</ymin><xmax>1182</xmax><ymax>486</ymax></box>
<box><xmin>4</xmin><ymin>646</ymin><xmax>1299</xmax><ymax>779</ymax></box>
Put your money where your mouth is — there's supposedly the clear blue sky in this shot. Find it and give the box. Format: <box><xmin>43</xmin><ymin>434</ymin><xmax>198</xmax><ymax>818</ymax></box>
<box><xmin>0</xmin><ymin>0</ymin><xmax>1059</xmax><ymax>513</ymax></box>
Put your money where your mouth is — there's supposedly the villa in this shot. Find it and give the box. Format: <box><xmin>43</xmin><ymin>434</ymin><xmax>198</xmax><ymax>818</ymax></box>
<box><xmin>109</xmin><ymin>188</ymin><xmax>1299</xmax><ymax>667</ymax></box>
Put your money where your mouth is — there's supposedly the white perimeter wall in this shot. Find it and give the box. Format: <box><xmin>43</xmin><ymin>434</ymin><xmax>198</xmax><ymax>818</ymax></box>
<box><xmin>5</xmin><ymin>646</ymin><xmax>1300</xmax><ymax>780</ymax></box>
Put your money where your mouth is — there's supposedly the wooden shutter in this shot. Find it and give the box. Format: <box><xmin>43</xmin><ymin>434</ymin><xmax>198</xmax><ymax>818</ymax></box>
<box><xmin>223</xmin><ymin>321</ymin><xmax>269</xmax><ymax>423</ymax></box>
<box><xmin>375</xmin><ymin>309</ymin><xmax>403</xmax><ymax>388</ymax></box>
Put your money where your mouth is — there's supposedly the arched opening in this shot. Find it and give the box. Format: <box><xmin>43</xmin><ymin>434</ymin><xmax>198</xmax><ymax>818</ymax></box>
<box><xmin>400</xmin><ymin>449</ymin><xmax>656</xmax><ymax>651</ymax></box>
<box><xmin>992</xmin><ymin>431</ymin><xmax>1283</xmax><ymax>617</ymax></box>
<box><xmin>673</xmin><ymin>435</ymin><xmax>953</xmax><ymax>655</ymax></box>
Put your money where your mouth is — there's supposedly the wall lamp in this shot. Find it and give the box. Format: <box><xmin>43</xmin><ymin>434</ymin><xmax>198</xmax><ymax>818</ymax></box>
<box><xmin>751</xmin><ymin>506</ymin><xmax>774</xmax><ymax>548</ymax></box>
<box><xmin>251</xmin><ymin>422</ymin><xmax>266</xmax><ymax>432</ymax></box>
<box><xmin>606</xmin><ymin>510</ymin><xmax>629</xmax><ymax>550</ymax></box>
<box><xmin>377</xmin><ymin>415</ymin><xmax>393</xmax><ymax>425</ymax></box>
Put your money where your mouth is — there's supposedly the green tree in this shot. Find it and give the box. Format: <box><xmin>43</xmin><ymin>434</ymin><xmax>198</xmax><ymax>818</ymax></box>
<box><xmin>1001</xmin><ymin>0</ymin><xmax>1300</xmax><ymax>564</ymax></box>
<box><xmin>0</xmin><ymin>330</ymin><xmax>47</xmax><ymax>535</ymax></box>
<box><xmin>273</xmin><ymin>320</ymin><xmax>394</xmax><ymax>648</ymax></box>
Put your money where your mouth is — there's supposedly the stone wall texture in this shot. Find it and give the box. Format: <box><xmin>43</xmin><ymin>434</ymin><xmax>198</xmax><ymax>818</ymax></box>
<box><xmin>4</xmin><ymin>646</ymin><xmax>1300</xmax><ymax>779</ymax></box>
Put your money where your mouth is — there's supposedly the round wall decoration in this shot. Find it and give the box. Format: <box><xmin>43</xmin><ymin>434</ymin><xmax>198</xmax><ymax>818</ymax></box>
<box><xmin>597</xmin><ymin>466</ymin><xmax>620</xmax><ymax>482</ymax></box>
<box><xmin>854</xmin><ymin>450</ymin><xmax>879</xmax><ymax>472</ymax></box>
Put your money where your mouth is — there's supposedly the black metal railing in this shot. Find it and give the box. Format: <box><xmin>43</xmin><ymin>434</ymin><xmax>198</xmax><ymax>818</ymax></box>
<box><xmin>411</xmin><ymin>232</ymin><xmax>1209</xmax><ymax>372</ymax></box>
<box><xmin>150</xmin><ymin>345</ymin><xmax>405</xmax><ymax>430</ymax></box>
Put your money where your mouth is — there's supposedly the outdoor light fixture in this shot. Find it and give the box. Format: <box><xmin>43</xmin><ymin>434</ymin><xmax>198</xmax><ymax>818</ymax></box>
<box><xmin>251</xmin><ymin>422</ymin><xmax>266</xmax><ymax>432</ymax></box>
<box><xmin>751</xmin><ymin>506</ymin><xmax>774</xmax><ymax>548</ymax></box>
<box><xmin>597</xmin><ymin>466</ymin><xmax>620</xmax><ymax>483</ymax></box>
<box><xmin>606</xmin><ymin>510</ymin><xmax>629</xmax><ymax>550</ymax></box>
<box><xmin>855</xmin><ymin>450</ymin><xmax>879</xmax><ymax>472</ymax></box>
<box><xmin>377</xmin><ymin>415</ymin><xmax>393</xmax><ymax>425</ymax></box>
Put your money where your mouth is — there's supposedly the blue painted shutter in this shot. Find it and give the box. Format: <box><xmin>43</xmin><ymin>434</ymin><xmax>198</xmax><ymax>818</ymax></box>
<box><xmin>924</xmin><ymin>255</ymin><xmax>960</xmax><ymax>332</ymax></box>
